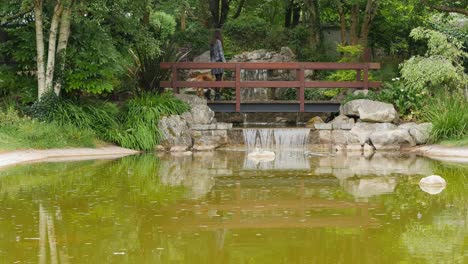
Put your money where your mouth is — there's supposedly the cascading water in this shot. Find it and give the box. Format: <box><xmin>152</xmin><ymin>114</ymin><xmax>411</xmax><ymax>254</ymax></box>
<box><xmin>243</xmin><ymin>128</ymin><xmax>311</xmax><ymax>170</ymax></box>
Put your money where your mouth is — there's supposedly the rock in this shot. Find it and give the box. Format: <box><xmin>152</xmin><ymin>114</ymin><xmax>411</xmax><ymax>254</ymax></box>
<box><xmin>419</xmin><ymin>175</ymin><xmax>446</xmax><ymax>195</ymax></box>
<box><xmin>158</xmin><ymin>115</ymin><xmax>192</xmax><ymax>148</ymax></box>
<box><xmin>247</xmin><ymin>149</ymin><xmax>276</xmax><ymax>163</ymax></box>
<box><xmin>154</xmin><ymin>145</ymin><xmax>166</xmax><ymax>151</ymax></box>
<box><xmin>306</xmin><ymin>116</ymin><xmax>324</xmax><ymax>128</ymax></box>
<box><xmin>330</xmin><ymin>115</ymin><xmax>355</xmax><ymax>130</ymax></box>
<box><xmin>314</xmin><ymin>123</ymin><xmax>332</xmax><ymax>130</ymax></box>
<box><xmin>369</xmin><ymin>129</ymin><xmax>416</xmax><ymax>150</ymax></box>
<box><xmin>276</xmin><ymin>117</ymin><xmax>289</xmax><ymax>123</ymax></box>
<box><xmin>347</xmin><ymin>144</ymin><xmax>363</xmax><ymax>152</ymax></box>
<box><xmin>341</xmin><ymin>99</ymin><xmax>398</xmax><ymax>123</ymax></box>
<box><xmin>181</xmin><ymin>112</ymin><xmax>194</xmax><ymax>126</ymax></box>
<box><xmin>280</xmin><ymin>47</ymin><xmax>295</xmax><ymax>58</ymax></box>
<box><xmin>319</xmin><ymin>130</ymin><xmax>332</xmax><ymax>144</ymax></box>
<box><xmin>347</xmin><ymin>123</ymin><xmax>397</xmax><ymax>145</ymax></box>
<box><xmin>170</xmin><ymin>146</ymin><xmax>189</xmax><ymax>152</ymax></box>
<box><xmin>174</xmin><ymin>94</ymin><xmax>207</xmax><ymax>107</ymax></box>
<box><xmin>363</xmin><ymin>143</ymin><xmax>375</xmax><ymax>153</ymax></box>
<box><xmin>191</xmin><ymin>105</ymin><xmax>214</xmax><ymax>124</ymax></box>
<box><xmin>332</xmin><ymin>130</ymin><xmax>348</xmax><ymax>145</ymax></box>
<box><xmin>399</xmin><ymin>122</ymin><xmax>432</xmax><ymax>145</ymax></box>
<box><xmin>193</xmin><ymin>135</ymin><xmax>223</xmax><ymax>151</ymax></box>
<box><xmin>193</xmin><ymin>50</ymin><xmax>211</xmax><ymax>63</ymax></box>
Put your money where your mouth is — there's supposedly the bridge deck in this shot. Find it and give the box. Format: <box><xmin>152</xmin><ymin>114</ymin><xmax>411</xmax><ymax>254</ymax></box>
<box><xmin>208</xmin><ymin>100</ymin><xmax>341</xmax><ymax>113</ymax></box>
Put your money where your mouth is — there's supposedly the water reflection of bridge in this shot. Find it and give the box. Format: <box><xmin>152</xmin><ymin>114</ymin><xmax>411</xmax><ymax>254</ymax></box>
<box><xmin>160</xmin><ymin>180</ymin><xmax>379</xmax><ymax>230</ymax></box>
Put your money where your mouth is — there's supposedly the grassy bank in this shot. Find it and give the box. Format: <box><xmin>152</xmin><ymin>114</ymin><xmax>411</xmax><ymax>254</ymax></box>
<box><xmin>0</xmin><ymin>92</ymin><xmax>189</xmax><ymax>151</ymax></box>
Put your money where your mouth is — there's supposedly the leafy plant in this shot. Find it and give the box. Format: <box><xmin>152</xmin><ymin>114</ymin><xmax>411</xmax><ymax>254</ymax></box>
<box><xmin>400</xmin><ymin>26</ymin><xmax>467</xmax><ymax>95</ymax></box>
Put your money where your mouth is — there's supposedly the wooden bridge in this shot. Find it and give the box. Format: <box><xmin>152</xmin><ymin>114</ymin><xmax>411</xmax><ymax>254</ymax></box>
<box><xmin>160</xmin><ymin>62</ymin><xmax>381</xmax><ymax>113</ymax></box>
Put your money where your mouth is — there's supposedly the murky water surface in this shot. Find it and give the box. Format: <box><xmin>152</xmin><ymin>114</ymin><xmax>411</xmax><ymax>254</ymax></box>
<box><xmin>0</xmin><ymin>151</ymin><xmax>466</xmax><ymax>263</ymax></box>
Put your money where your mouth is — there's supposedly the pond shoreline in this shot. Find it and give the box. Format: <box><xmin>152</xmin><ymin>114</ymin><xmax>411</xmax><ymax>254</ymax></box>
<box><xmin>0</xmin><ymin>146</ymin><xmax>139</xmax><ymax>169</ymax></box>
<box><xmin>404</xmin><ymin>145</ymin><xmax>468</xmax><ymax>163</ymax></box>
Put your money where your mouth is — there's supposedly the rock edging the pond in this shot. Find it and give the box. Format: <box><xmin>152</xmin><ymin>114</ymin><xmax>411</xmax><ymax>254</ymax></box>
<box><xmin>314</xmin><ymin>99</ymin><xmax>432</xmax><ymax>152</ymax></box>
<box><xmin>158</xmin><ymin>94</ymin><xmax>233</xmax><ymax>152</ymax></box>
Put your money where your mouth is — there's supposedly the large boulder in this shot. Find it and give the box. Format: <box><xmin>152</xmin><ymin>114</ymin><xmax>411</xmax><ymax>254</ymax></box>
<box><xmin>174</xmin><ymin>93</ymin><xmax>207</xmax><ymax>107</ymax></box>
<box><xmin>347</xmin><ymin>123</ymin><xmax>397</xmax><ymax>145</ymax></box>
<box><xmin>369</xmin><ymin>129</ymin><xmax>416</xmax><ymax>150</ymax></box>
<box><xmin>341</xmin><ymin>99</ymin><xmax>398</xmax><ymax>123</ymax></box>
<box><xmin>193</xmin><ymin>135</ymin><xmax>223</xmax><ymax>151</ymax></box>
<box><xmin>158</xmin><ymin>115</ymin><xmax>192</xmax><ymax>148</ymax></box>
<box><xmin>191</xmin><ymin>105</ymin><xmax>214</xmax><ymax>124</ymax></box>
<box><xmin>399</xmin><ymin>122</ymin><xmax>432</xmax><ymax>145</ymax></box>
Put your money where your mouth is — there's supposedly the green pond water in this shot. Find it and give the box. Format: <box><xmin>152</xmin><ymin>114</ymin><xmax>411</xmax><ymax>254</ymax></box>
<box><xmin>0</xmin><ymin>151</ymin><xmax>466</xmax><ymax>263</ymax></box>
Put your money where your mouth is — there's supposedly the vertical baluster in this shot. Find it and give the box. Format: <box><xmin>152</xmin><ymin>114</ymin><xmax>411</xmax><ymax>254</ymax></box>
<box><xmin>236</xmin><ymin>64</ymin><xmax>241</xmax><ymax>112</ymax></box>
<box><xmin>172</xmin><ymin>64</ymin><xmax>179</xmax><ymax>94</ymax></box>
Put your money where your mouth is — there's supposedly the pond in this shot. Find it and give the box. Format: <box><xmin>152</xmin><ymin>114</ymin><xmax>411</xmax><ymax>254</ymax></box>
<box><xmin>0</xmin><ymin>151</ymin><xmax>466</xmax><ymax>263</ymax></box>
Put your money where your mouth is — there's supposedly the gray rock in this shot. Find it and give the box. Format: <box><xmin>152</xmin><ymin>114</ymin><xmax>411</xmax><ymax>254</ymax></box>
<box><xmin>158</xmin><ymin>115</ymin><xmax>192</xmax><ymax>148</ymax></box>
<box><xmin>193</xmin><ymin>135</ymin><xmax>223</xmax><ymax>151</ymax></box>
<box><xmin>341</xmin><ymin>99</ymin><xmax>398</xmax><ymax>123</ymax></box>
<box><xmin>399</xmin><ymin>122</ymin><xmax>432</xmax><ymax>145</ymax></box>
<box><xmin>319</xmin><ymin>130</ymin><xmax>332</xmax><ymax>144</ymax></box>
<box><xmin>191</xmin><ymin>105</ymin><xmax>215</xmax><ymax>124</ymax></box>
<box><xmin>347</xmin><ymin>123</ymin><xmax>397</xmax><ymax>145</ymax></box>
<box><xmin>280</xmin><ymin>47</ymin><xmax>295</xmax><ymax>58</ymax></box>
<box><xmin>369</xmin><ymin>129</ymin><xmax>416</xmax><ymax>150</ymax></box>
<box><xmin>170</xmin><ymin>146</ymin><xmax>189</xmax><ymax>152</ymax></box>
<box><xmin>181</xmin><ymin>112</ymin><xmax>194</xmax><ymax>127</ymax></box>
<box><xmin>174</xmin><ymin>94</ymin><xmax>207</xmax><ymax>107</ymax></box>
<box><xmin>332</xmin><ymin>130</ymin><xmax>348</xmax><ymax>145</ymax></box>
<box><xmin>193</xmin><ymin>50</ymin><xmax>210</xmax><ymax>63</ymax></box>
<box><xmin>314</xmin><ymin>123</ymin><xmax>332</xmax><ymax>130</ymax></box>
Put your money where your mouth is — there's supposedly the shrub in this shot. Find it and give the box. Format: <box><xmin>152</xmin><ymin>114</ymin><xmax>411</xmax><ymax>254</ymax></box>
<box><xmin>106</xmin><ymin>92</ymin><xmax>189</xmax><ymax>151</ymax></box>
<box><xmin>224</xmin><ymin>16</ymin><xmax>269</xmax><ymax>51</ymax></box>
<box><xmin>422</xmin><ymin>94</ymin><xmax>467</xmax><ymax>142</ymax></box>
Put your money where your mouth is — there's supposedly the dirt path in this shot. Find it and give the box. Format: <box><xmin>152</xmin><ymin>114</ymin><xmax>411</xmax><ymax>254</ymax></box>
<box><xmin>406</xmin><ymin>145</ymin><xmax>468</xmax><ymax>163</ymax></box>
<box><xmin>0</xmin><ymin>146</ymin><xmax>139</xmax><ymax>169</ymax></box>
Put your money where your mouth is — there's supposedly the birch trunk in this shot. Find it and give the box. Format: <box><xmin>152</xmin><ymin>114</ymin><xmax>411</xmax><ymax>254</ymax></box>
<box><xmin>53</xmin><ymin>5</ymin><xmax>72</xmax><ymax>95</ymax></box>
<box><xmin>34</xmin><ymin>0</ymin><xmax>46</xmax><ymax>99</ymax></box>
<box><xmin>46</xmin><ymin>210</ymin><xmax>59</xmax><ymax>264</ymax></box>
<box><xmin>44</xmin><ymin>2</ymin><xmax>63</xmax><ymax>91</ymax></box>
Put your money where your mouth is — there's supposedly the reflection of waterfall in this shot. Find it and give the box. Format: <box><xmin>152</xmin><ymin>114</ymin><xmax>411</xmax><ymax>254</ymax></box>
<box><xmin>244</xmin><ymin>150</ymin><xmax>310</xmax><ymax>170</ymax></box>
<box><xmin>243</xmin><ymin>128</ymin><xmax>311</xmax><ymax>170</ymax></box>
<box><xmin>241</xmin><ymin>69</ymin><xmax>270</xmax><ymax>101</ymax></box>
<box><xmin>243</xmin><ymin>128</ymin><xmax>310</xmax><ymax>150</ymax></box>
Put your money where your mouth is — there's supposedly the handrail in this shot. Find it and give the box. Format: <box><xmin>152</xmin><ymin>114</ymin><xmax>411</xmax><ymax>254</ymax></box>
<box><xmin>160</xmin><ymin>62</ymin><xmax>381</xmax><ymax>112</ymax></box>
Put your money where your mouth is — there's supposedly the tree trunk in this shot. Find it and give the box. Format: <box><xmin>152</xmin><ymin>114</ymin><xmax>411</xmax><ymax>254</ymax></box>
<box><xmin>53</xmin><ymin>5</ymin><xmax>72</xmax><ymax>95</ymax></box>
<box><xmin>350</xmin><ymin>4</ymin><xmax>359</xmax><ymax>45</ymax></box>
<box><xmin>233</xmin><ymin>0</ymin><xmax>246</xmax><ymax>19</ymax></box>
<box><xmin>219</xmin><ymin>0</ymin><xmax>230</xmax><ymax>27</ymax></box>
<box><xmin>284</xmin><ymin>0</ymin><xmax>292</xmax><ymax>28</ymax></box>
<box><xmin>304</xmin><ymin>0</ymin><xmax>321</xmax><ymax>48</ymax></box>
<box><xmin>44</xmin><ymin>2</ymin><xmax>64</xmax><ymax>91</ymax></box>
<box><xmin>337</xmin><ymin>1</ymin><xmax>346</xmax><ymax>45</ymax></box>
<box><xmin>358</xmin><ymin>0</ymin><xmax>378</xmax><ymax>48</ymax></box>
<box><xmin>34</xmin><ymin>0</ymin><xmax>46</xmax><ymax>99</ymax></box>
<box><xmin>292</xmin><ymin>3</ymin><xmax>301</xmax><ymax>27</ymax></box>
<box><xmin>180</xmin><ymin>8</ymin><xmax>186</xmax><ymax>31</ymax></box>
<box><xmin>209</xmin><ymin>0</ymin><xmax>220</xmax><ymax>28</ymax></box>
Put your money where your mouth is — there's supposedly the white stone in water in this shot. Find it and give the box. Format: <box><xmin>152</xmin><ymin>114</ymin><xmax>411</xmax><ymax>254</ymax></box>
<box><xmin>247</xmin><ymin>150</ymin><xmax>276</xmax><ymax>163</ymax></box>
<box><xmin>419</xmin><ymin>175</ymin><xmax>447</xmax><ymax>195</ymax></box>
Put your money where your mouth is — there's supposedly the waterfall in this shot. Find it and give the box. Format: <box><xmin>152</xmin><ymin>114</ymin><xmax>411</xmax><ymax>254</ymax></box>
<box><xmin>243</xmin><ymin>128</ymin><xmax>310</xmax><ymax>150</ymax></box>
<box><xmin>242</xmin><ymin>128</ymin><xmax>311</xmax><ymax>170</ymax></box>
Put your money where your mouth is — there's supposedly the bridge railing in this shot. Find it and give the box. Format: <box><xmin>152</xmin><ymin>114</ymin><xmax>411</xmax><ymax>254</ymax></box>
<box><xmin>160</xmin><ymin>62</ymin><xmax>381</xmax><ymax>112</ymax></box>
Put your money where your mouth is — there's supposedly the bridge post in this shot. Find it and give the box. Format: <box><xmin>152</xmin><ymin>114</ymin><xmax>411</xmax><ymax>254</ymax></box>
<box><xmin>356</xmin><ymin>69</ymin><xmax>361</xmax><ymax>82</ymax></box>
<box><xmin>171</xmin><ymin>64</ymin><xmax>179</xmax><ymax>94</ymax></box>
<box><xmin>235</xmin><ymin>64</ymin><xmax>241</xmax><ymax>112</ymax></box>
<box><xmin>363</xmin><ymin>64</ymin><xmax>369</xmax><ymax>90</ymax></box>
<box><xmin>298</xmin><ymin>65</ymin><xmax>305</xmax><ymax>112</ymax></box>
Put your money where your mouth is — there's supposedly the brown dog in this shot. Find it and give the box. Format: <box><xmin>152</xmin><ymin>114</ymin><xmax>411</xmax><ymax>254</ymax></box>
<box><xmin>188</xmin><ymin>72</ymin><xmax>215</xmax><ymax>98</ymax></box>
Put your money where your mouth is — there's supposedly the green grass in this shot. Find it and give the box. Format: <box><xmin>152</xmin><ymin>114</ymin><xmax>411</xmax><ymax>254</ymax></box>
<box><xmin>0</xmin><ymin>108</ymin><xmax>97</xmax><ymax>151</ymax></box>
<box><xmin>423</xmin><ymin>94</ymin><xmax>467</xmax><ymax>143</ymax></box>
<box><xmin>438</xmin><ymin>136</ymin><xmax>468</xmax><ymax>147</ymax></box>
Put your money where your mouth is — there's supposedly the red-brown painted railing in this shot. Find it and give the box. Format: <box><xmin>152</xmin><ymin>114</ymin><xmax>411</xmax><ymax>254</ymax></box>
<box><xmin>160</xmin><ymin>62</ymin><xmax>381</xmax><ymax>112</ymax></box>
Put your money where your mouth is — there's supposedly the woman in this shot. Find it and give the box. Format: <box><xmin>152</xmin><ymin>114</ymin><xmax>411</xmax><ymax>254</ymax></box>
<box><xmin>208</xmin><ymin>29</ymin><xmax>226</xmax><ymax>101</ymax></box>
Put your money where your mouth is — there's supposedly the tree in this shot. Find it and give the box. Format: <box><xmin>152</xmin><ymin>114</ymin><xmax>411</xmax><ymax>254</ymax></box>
<box><xmin>33</xmin><ymin>0</ymin><xmax>74</xmax><ymax>98</ymax></box>
<box><xmin>209</xmin><ymin>0</ymin><xmax>232</xmax><ymax>28</ymax></box>
<box><xmin>421</xmin><ymin>0</ymin><xmax>468</xmax><ymax>16</ymax></box>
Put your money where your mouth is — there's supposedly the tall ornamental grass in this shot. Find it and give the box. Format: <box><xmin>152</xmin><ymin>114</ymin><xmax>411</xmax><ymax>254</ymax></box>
<box><xmin>423</xmin><ymin>95</ymin><xmax>467</xmax><ymax>142</ymax></box>
<box><xmin>106</xmin><ymin>92</ymin><xmax>189</xmax><ymax>151</ymax></box>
